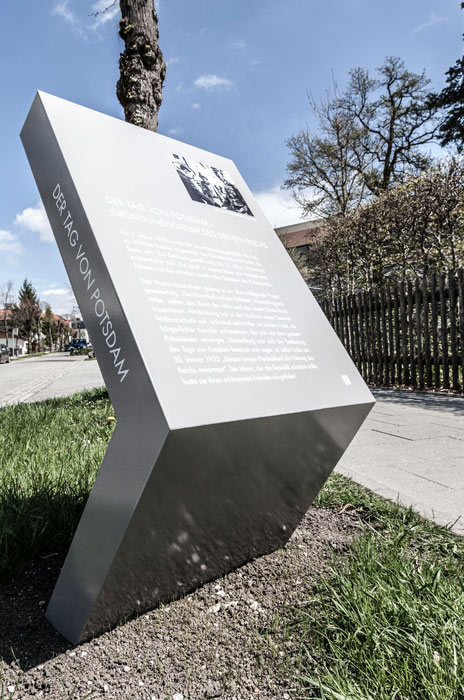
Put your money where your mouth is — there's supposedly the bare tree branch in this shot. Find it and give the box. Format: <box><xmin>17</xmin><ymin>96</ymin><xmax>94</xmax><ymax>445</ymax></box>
<box><xmin>89</xmin><ymin>1</ymin><xmax>117</xmax><ymax>18</ymax></box>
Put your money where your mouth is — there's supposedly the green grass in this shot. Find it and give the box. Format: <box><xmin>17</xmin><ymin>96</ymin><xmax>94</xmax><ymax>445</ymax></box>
<box><xmin>1</xmin><ymin>393</ymin><xmax>463</xmax><ymax>698</ymax></box>
<box><xmin>11</xmin><ymin>352</ymin><xmax>53</xmax><ymax>361</ymax></box>
<box><xmin>0</xmin><ymin>388</ymin><xmax>115</xmax><ymax>581</ymax></box>
<box><xmin>290</xmin><ymin>473</ymin><xmax>464</xmax><ymax>699</ymax></box>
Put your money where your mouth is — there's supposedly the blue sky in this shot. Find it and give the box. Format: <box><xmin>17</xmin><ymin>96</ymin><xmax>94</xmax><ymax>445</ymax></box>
<box><xmin>0</xmin><ymin>0</ymin><xmax>462</xmax><ymax>313</ymax></box>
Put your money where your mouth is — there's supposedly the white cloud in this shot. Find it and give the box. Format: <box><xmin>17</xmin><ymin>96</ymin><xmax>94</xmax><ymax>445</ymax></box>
<box><xmin>248</xmin><ymin>59</ymin><xmax>261</xmax><ymax>71</ymax></box>
<box><xmin>253</xmin><ymin>186</ymin><xmax>305</xmax><ymax>228</ymax></box>
<box><xmin>52</xmin><ymin>0</ymin><xmax>78</xmax><ymax>25</ymax></box>
<box><xmin>15</xmin><ymin>201</ymin><xmax>54</xmax><ymax>243</ymax></box>
<box><xmin>51</xmin><ymin>0</ymin><xmax>85</xmax><ymax>35</ymax></box>
<box><xmin>192</xmin><ymin>103</ymin><xmax>201</xmax><ymax>110</ymax></box>
<box><xmin>166</xmin><ymin>56</ymin><xmax>181</xmax><ymax>66</ymax></box>
<box><xmin>41</xmin><ymin>287</ymin><xmax>69</xmax><ymax>296</ymax></box>
<box><xmin>52</xmin><ymin>0</ymin><xmax>119</xmax><ymax>35</ymax></box>
<box><xmin>194</xmin><ymin>74</ymin><xmax>233</xmax><ymax>91</ymax></box>
<box><xmin>0</xmin><ymin>230</ymin><xmax>23</xmax><ymax>258</ymax></box>
<box><xmin>412</xmin><ymin>12</ymin><xmax>448</xmax><ymax>33</ymax></box>
<box><xmin>232</xmin><ymin>39</ymin><xmax>246</xmax><ymax>50</ymax></box>
<box><xmin>40</xmin><ymin>287</ymin><xmax>77</xmax><ymax>315</ymax></box>
<box><xmin>168</xmin><ymin>127</ymin><xmax>184</xmax><ymax>136</ymax></box>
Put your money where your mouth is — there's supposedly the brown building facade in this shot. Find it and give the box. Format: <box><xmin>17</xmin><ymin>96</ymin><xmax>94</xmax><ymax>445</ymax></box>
<box><xmin>275</xmin><ymin>219</ymin><xmax>323</xmax><ymax>252</ymax></box>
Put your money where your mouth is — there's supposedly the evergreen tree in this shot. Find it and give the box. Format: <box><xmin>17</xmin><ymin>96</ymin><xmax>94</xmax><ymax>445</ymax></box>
<box><xmin>13</xmin><ymin>279</ymin><xmax>42</xmax><ymax>354</ymax></box>
<box><xmin>433</xmin><ymin>3</ymin><xmax>464</xmax><ymax>152</ymax></box>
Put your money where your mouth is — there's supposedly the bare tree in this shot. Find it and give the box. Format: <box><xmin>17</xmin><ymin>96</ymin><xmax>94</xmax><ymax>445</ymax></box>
<box><xmin>285</xmin><ymin>57</ymin><xmax>440</xmax><ymax>217</ymax></box>
<box><xmin>65</xmin><ymin>282</ymin><xmax>80</xmax><ymax>316</ymax></box>
<box><xmin>342</xmin><ymin>57</ymin><xmax>439</xmax><ymax>194</ymax></box>
<box><xmin>116</xmin><ymin>1</ymin><xmax>166</xmax><ymax>131</ymax></box>
<box><xmin>0</xmin><ymin>281</ymin><xmax>14</xmax><ymax>351</ymax></box>
<box><xmin>284</xmin><ymin>84</ymin><xmax>370</xmax><ymax>218</ymax></box>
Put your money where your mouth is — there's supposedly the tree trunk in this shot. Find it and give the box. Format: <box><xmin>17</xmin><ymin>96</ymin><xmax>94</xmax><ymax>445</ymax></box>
<box><xmin>3</xmin><ymin>316</ymin><xmax>8</xmax><ymax>351</ymax></box>
<box><xmin>117</xmin><ymin>0</ymin><xmax>166</xmax><ymax>132</ymax></box>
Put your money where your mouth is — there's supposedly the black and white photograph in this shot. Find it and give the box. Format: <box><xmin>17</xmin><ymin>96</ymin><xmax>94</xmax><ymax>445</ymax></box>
<box><xmin>170</xmin><ymin>153</ymin><xmax>253</xmax><ymax>216</ymax></box>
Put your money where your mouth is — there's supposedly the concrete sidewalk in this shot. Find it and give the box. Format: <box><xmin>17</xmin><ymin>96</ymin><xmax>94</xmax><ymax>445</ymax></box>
<box><xmin>0</xmin><ymin>354</ymin><xmax>105</xmax><ymax>408</ymax></box>
<box><xmin>337</xmin><ymin>388</ymin><xmax>464</xmax><ymax>534</ymax></box>
<box><xmin>28</xmin><ymin>358</ymin><xmax>104</xmax><ymax>403</ymax></box>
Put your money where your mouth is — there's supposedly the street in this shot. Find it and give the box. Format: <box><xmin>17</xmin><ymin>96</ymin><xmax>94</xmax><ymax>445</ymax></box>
<box><xmin>0</xmin><ymin>353</ymin><xmax>104</xmax><ymax>408</ymax></box>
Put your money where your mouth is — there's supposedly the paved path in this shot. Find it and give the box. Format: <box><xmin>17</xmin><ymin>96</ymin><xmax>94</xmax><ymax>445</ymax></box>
<box><xmin>0</xmin><ymin>353</ymin><xmax>104</xmax><ymax>407</ymax></box>
<box><xmin>337</xmin><ymin>388</ymin><xmax>464</xmax><ymax>534</ymax></box>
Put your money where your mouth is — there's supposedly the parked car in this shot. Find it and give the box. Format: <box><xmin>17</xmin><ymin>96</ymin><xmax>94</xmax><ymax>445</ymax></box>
<box><xmin>65</xmin><ymin>339</ymin><xmax>88</xmax><ymax>353</ymax></box>
<box><xmin>0</xmin><ymin>344</ymin><xmax>11</xmax><ymax>364</ymax></box>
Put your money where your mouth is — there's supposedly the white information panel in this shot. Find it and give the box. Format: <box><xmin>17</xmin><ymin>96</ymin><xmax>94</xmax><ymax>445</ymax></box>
<box><xmin>21</xmin><ymin>93</ymin><xmax>374</xmax><ymax>644</ymax></box>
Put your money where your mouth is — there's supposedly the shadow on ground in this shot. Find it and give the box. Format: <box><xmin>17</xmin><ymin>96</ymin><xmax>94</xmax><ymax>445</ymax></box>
<box><xmin>371</xmin><ymin>387</ymin><xmax>464</xmax><ymax>415</ymax></box>
<box><xmin>0</xmin><ymin>553</ymin><xmax>71</xmax><ymax>669</ymax></box>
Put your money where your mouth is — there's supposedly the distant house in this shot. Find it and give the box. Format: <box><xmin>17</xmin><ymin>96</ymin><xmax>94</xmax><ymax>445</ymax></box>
<box><xmin>0</xmin><ymin>308</ymin><xmax>27</xmax><ymax>356</ymax></box>
<box><xmin>40</xmin><ymin>312</ymin><xmax>71</xmax><ymax>352</ymax></box>
<box><xmin>49</xmin><ymin>312</ymin><xmax>72</xmax><ymax>334</ymax></box>
<box><xmin>275</xmin><ymin>220</ymin><xmax>325</xmax><ymax>288</ymax></box>
<box><xmin>63</xmin><ymin>315</ymin><xmax>90</xmax><ymax>343</ymax></box>
<box><xmin>0</xmin><ymin>308</ymin><xmax>72</xmax><ymax>355</ymax></box>
<box><xmin>274</xmin><ymin>220</ymin><xmax>324</xmax><ymax>253</ymax></box>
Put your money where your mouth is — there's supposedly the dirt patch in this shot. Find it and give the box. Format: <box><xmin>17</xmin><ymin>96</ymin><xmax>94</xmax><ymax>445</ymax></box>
<box><xmin>0</xmin><ymin>507</ymin><xmax>363</xmax><ymax>700</ymax></box>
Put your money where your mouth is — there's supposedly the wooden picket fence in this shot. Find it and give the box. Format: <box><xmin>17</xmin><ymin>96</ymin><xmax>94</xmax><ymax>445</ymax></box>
<box><xmin>321</xmin><ymin>268</ymin><xmax>464</xmax><ymax>392</ymax></box>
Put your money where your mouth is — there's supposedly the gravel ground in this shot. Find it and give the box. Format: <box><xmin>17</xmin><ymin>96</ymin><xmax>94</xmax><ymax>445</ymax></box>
<box><xmin>0</xmin><ymin>507</ymin><xmax>363</xmax><ymax>700</ymax></box>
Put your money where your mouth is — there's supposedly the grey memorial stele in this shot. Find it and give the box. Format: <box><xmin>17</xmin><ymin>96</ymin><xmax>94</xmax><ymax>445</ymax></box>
<box><xmin>21</xmin><ymin>92</ymin><xmax>374</xmax><ymax>645</ymax></box>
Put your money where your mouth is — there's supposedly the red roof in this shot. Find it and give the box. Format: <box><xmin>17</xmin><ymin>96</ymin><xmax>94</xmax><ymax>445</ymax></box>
<box><xmin>0</xmin><ymin>309</ymin><xmax>70</xmax><ymax>326</ymax></box>
<box><xmin>49</xmin><ymin>313</ymin><xmax>70</xmax><ymax>326</ymax></box>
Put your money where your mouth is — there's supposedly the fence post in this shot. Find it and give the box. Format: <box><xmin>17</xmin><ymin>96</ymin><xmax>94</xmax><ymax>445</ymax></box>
<box><xmin>458</xmin><ymin>268</ymin><xmax>464</xmax><ymax>391</ymax></box>
<box><xmin>374</xmin><ymin>289</ymin><xmax>382</xmax><ymax>385</ymax></box>
<box><xmin>407</xmin><ymin>281</ymin><xmax>416</xmax><ymax>388</ymax></box>
<box><xmin>440</xmin><ymin>272</ymin><xmax>450</xmax><ymax>390</ymax></box>
<box><xmin>358</xmin><ymin>292</ymin><xmax>365</xmax><ymax>379</ymax></box>
<box><xmin>387</xmin><ymin>286</ymin><xmax>395</xmax><ymax>385</ymax></box>
<box><xmin>430</xmin><ymin>272</ymin><xmax>440</xmax><ymax>389</ymax></box>
<box><xmin>393</xmin><ymin>286</ymin><xmax>401</xmax><ymax>386</ymax></box>
<box><xmin>423</xmin><ymin>276</ymin><xmax>432</xmax><ymax>388</ymax></box>
<box><xmin>449</xmin><ymin>269</ymin><xmax>459</xmax><ymax>391</ymax></box>
<box><xmin>379</xmin><ymin>287</ymin><xmax>388</xmax><ymax>386</ymax></box>
<box><xmin>347</xmin><ymin>294</ymin><xmax>356</xmax><ymax>365</ymax></box>
<box><xmin>415</xmin><ymin>278</ymin><xmax>424</xmax><ymax>390</ymax></box>
<box><xmin>368</xmin><ymin>289</ymin><xmax>378</xmax><ymax>384</ymax></box>
<box><xmin>342</xmin><ymin>294</ymin><xmax>351</xmax><ymax>359</ymax></box>
<box><xmin>400</xmin><ymin>281</ymin><xmax>409</xmax><ymax>386</ymax></box>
